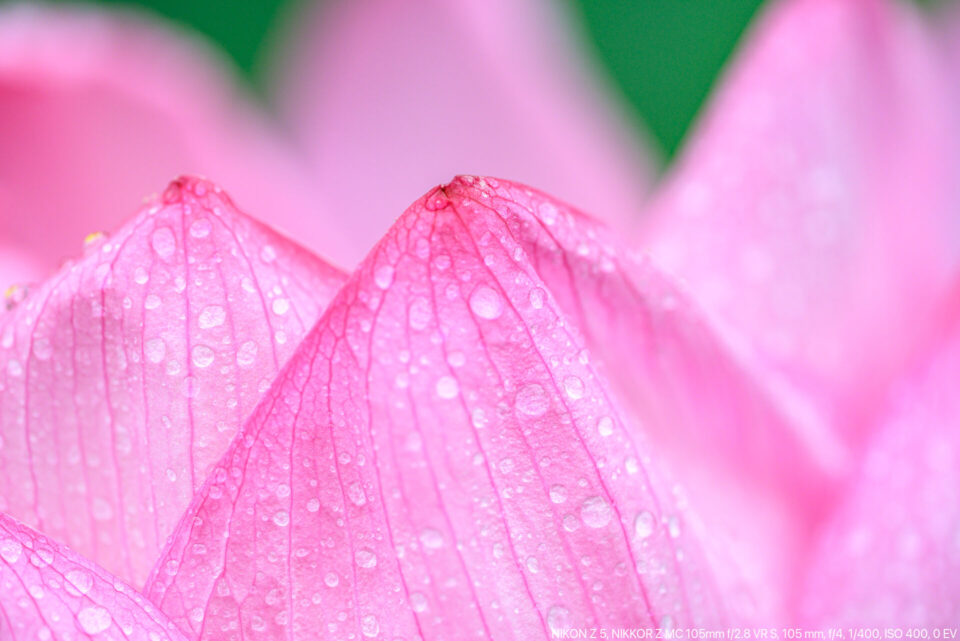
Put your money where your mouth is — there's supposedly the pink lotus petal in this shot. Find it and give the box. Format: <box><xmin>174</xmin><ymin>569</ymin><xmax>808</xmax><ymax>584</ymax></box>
<box><xmin>0</xmin><ymin>176</ymin><xmax>346</xmax><ymax>586</ymax></box>
<box><xmin>642</xmin><ymin>0</ymin><xmax>960</xmax><ymax>437</ymax></box>
<box><xmin>0</xmin><ymin>511</ymin><xmax>187</xmax><ymax>640</ymax></box>
<box><xmin>277</xmin><ymin>0</ymin><xmax>653</xmax><ymax>265</ymax></box>
<box><xmin>0</xmin><ymin>5</ymin><xmax>352</xmax><ymax>278</ymax></box>
<box><xmin>800</xmin><ymin>300</ymin><xmax>960</xmax><ymax>625</ymax></box>
<box><xmin>145</xmin><ymin>177</ymin><xmax>734</xmax><ymax>639</ymax></box>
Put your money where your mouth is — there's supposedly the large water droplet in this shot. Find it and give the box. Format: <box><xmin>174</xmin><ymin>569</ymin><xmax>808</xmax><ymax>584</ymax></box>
<box><xmin>347</xmin><ymin>482</ymin><xmax>367</xmax><ymax>507</ymax></box>
<box><xmin>191</xmin><ymin>345</ymin><xmax>215</xmax><ymax>368</ymax></box>
<box><xmin>0</xmin><ymin>539</ymin><xmax>22</xmax><ymax>563</ymax></box>
<box><xmin>419</xmin><ymin>528</ymin><xmax>444</xmax><ymax>550</ymax></box>
<box><xmin>597</xmin><ymin>416</ymin><xmax>614</xmax><ymax>437</ymax></box>
<box><xmin>547</xmin><ymin>605</ymin><xmax>571</xmax><ymax>634</ymax></box>
<box><xmin>361</xmin><ymin>614</ymin><xmax>380</xmax><ymax>638</ymax></box>
<box><xmin>549</xmin><ymin>485</ymin><xmax>567</xmax><ymax>504</ymax></box>
<box><xmin>272</xmin><ymin>510</ymin><xmax>290</xmax><ymax>527</ymax></box>
<box><xmin>272</xmin><ymin>298</ymin><xmax>290</xmax><ymax>316</ymax></box>
<box><xmin>581</xmin><ymin>496</ymin><xmax>612</xmax><ymax>528</ymax></box>
<box><xmin>563</xmin><ymin>376</ymin><xmax>584</xmax><ymax>399</ymax></box>
<box><xmin>374</xmin><ymin>265</ymin><xmax>394</xmax><ymax>290</ymax></box>
<box><xmin>469</xmin><ymin>285</ymin><xmax>503</xmax><ymax>320</ymax></box>
<box><xmin>356</xmin><ymin>548</ymin><xmax>377</xmax><ymax>568</ymax></box>
<box><xmin>65</xmin><ymin>569</ymin><xmax>93</xmax><ymax>595</ymax></box>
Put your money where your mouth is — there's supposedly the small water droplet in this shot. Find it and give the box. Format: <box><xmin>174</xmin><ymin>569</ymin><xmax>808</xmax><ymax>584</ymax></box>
<box><xmin>529</xmin><ymin>287</ymin><xmax>545</xmax><ymax>309</ymax></box>
<box><xmin>361</xmin><ymin>614</ymin><xmax>380</xmax><ymax>638</ymax></box>
<box><xmin>198</xmin><ymin>305</ymin><xmax>225</xmax><ymax>329</ymax></box>
<box><xmin>581</xmin><ymin>496</ymin><xmax>612</xmax><ymax>528</ymax></box>
<box><xmin>597</xmin><ymin>416</ymin><xmax>614</xmax><ymax>437</ymax></box>
<box><xmin>65</xmin><ymin>569</ymin><xmax>93</xmax><ymax>595</ymax></box>
<box><xmin>374</xmin><ymin>265</ymin><xmax>395</xmax><ymax>289</ymax></box>
<box><xmin>634</xmin><ymin>511</ymin><xmax>655</xmax><ymax>539</ymax></box>
<box><xmin>260</xmin><ymin>245</ymin><xmax>277</xmax><ymax>263</ymax></box>
<box><xmin>547</xmin><ymin>605</ymin><xmax>571</xmax><ymax>634</ymax></box>
<box><xmin>236</xmin><ymin>340</ymin><xmax>258</xmax><ymax>367</ymax></box>
<box><xmin>419</xmin><ymin>528</ymin><xmax>444</xmax><ymax>550</ymax></box>
<box><xmin>145</xmin><ymin>294</ymin><xmax>161</xmax><ymax>310</ymax></box>
<box><xmin>469</xmin><ymin>285</ymin><xmax>503</xmax><ymax>320</ymax></box>
<box><xmin>410</xmin><ymin>592</ymin><xmax>428</xmax><ymax>613</ymax></box>
<box><xmin>356</xmin><ymin>548</ymin><xmax>377</xmax><ymax>568</ymax></box>
<box><xmin>667</xmin><ymin>515</ymin><xmax>681</xmax><ymax>539</ymax></box>
<box><xmin>516</xmin><ymin>384</ymin><xmax>549</xmax><ymax>417</ymax></box>
<box><xmin>145</xmin><ymin>338</ymin><xmax>166</xmax><ymax>364</ymax></box>
<box><xmin>92</xmin><ymin>498</ymin><xmax>113</xmax><ymax>521</ymax></box>
<box><xmin>306</xmin><ymin>498</ymin><xmax>320</xmax><ymax>513</ymax></box>
<box><xmin>347</xmin><ymin>482</ymin><xmax>367</xmax><ymax>506</ymax></box>
<box><xmin>324</xmin><ymin>572</ymin><xmax>339</xmax><ymax>587</ymax></box>
<box><xmin>272</xmin><ymin>298</ymin><xmax>290</xmax><ymax>316</ymax></box>
<box><xmin>189</xmin><ymin>219</ymin><xmax>212</xmax><ymax>238</ymax></box>
<box><xmin>272</xmin><ymin>510</ymin><xmax>290</xmax><ymax>527</ymax></box>
<box><xmin>435</xmin><ymin>376</ymin><xmax>459</xmax><ymax>399</ymax></box>
<box><xmin>563</xmin><ymin>376</ymin><xmax>584</xmax><ymax>399</ymax></box>
<box><xmin>32</xmin><ymin>337</ymin><xmax>52</xmax><ymax>361</ymax></box>
<box><xmin>549</xmin><ymin>485</ymin><xmax>567</xmax><ymax>504</ymax></box>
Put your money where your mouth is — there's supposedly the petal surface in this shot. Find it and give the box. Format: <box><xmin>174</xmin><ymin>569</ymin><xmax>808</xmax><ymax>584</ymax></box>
<box><xmin>145</xmin><ymin>177</ymin><xmax>733</xmax><ymax>639</ymax></box>
<box><xmin>0</xmin><ymin>5</ymin><xmax>351</xmax><ymax>278</ymax></box>
<box><xmin>276</xmin><ymin>0</ymin><xmax>653</xmax><ymax>265</ymax></box>
<box><xmin>0</xmin><ymin>512</ymin><xmax>188</xmax><ymax>640</ymax></box>
<box><xmin>800</xmin><ymin>299</ymin><xmax>960</xmax><ymax>625</ymax></box>
<box><xmin>642</xmin><ymin>0</ymin><xmax>960</xmax><ymax>435</ymax></box>
<box><xmin>0</xmin><ymin>176</ymin><xmax>346</xmax><ymax>585</ymax></box>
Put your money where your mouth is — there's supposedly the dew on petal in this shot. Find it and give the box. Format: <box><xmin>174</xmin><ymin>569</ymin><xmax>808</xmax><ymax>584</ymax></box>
<box><xmin>597</xmin><ymin>416</ymin><xmax>614</xmax><ymax>437</ymax></box>
<box><xmin>355</xmin><ymin>548</ymin><xmax>377</xmax><ymax>568</ymax></box>
<box><xmin>151</xmin><ymin>227</ymin><xmax>176</xmax><ymax>259</ymax></box>
<box><xmin>469</xmin><ymin>285</ymin><xmax>503</xmax><ymax>320</ymax></box>
<box><xmin>77</xmin><ymin>606</ymin><xmax>112</xmax><ymax>634</ymax></box>
<box><xmin>547</xmin><ymin>605</ymin><xmax>571</xmax><ymax>634</ymax></box>
<box><xmin>191</xmin><ymin>345</ymin><xmax>215</xmax><ymax>368</ymax></box>
<box><xmin>634</xmin><ymin>511</ymin><xmax>655</xmax><ymax>539</ymax></box>
<box><xmin>198</xmin><ymin>305</ymin><xmax>226</xmax><ymax>329</ymax></box>
<box><xmin>516</xmin><ymin>384</ymin><xmax>549</xmax><ymax>417</ymax></box>
<box><xmin>374</xmin><ymin>265</ymin><xmax>394</xmax><ymax>289</ymax></box>
<box><xmin>435</xmin><ymin>376</ymin><xmax>459</xmax><ymax>399</ymax></box>
<box><xmin>581</xmin><ymin>496</ymin><xmax>612</xmax><ymax>528</ymax></box>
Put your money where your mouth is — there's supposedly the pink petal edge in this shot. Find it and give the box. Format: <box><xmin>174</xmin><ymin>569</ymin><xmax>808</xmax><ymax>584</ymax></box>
<box><xmin>276</xmin><ymin>0</ymin><xmax>653</xmax><ymax>265</ymax></box>
<box><xmin>641</xmin><ymin>0</ymin><xmax>960</xmax><ymax>440</ymax></box>
<box><xmin>0</xmin><ymin>4</ymin><xmax>353</xmax><ymax>278</ymax></box>
<box><xmin>0</xmin><ymin>176</ymin><xmax>346</xmax><ymax>586</ymax></box>
<box><xmin>0</xmin><ymin>511</ymin><xmax>188</xmax><ymax>640</ymax></box>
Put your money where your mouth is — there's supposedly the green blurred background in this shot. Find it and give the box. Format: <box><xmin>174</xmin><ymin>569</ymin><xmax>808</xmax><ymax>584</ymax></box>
<box><xmin>22</xmin><ymin>0</ymin><xmax>949</xmax><ymax>160</ymax></box>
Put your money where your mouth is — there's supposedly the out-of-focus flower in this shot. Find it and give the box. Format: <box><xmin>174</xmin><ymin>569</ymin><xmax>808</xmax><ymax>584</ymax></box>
<box><xmin>1</xmin><ymin>0</ymin><xmax>959</xmax><ymax>638</ymax></box>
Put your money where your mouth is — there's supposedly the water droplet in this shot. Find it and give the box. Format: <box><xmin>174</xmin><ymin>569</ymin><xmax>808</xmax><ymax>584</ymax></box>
<box><xmin>361</xmin><ymin>614</ymin><xmax>380</xmax><ymax>638</ymax></box>
<box><xmin>189</xmin><ymin>219</ymin><xmax>212</xmax><ymax>238</ymax></box>
<box><xmin>549</xmin><ymin>485</ymin><xmax>567</xmax><ymax>504</ymax></box>
<box><xmin>32</xmin><ymin>337</ymin><xmax>52</xmax><ymax>361</ymax></box>
<box><xmin>529</xmin><ymin>287</ymin><xmax>545</xmax><ymax>309</ymax></box>
<box><xmin>667</xmin><ymin>515</ymin><xmax>681</xmax><ymax>539</ymax></box>
<box><xmin>410</xmin><ymin>592</ymin><xmax>428</xmax><ymax>613</ymax></box>
<box><xmin>272</xmin><ymin>298</ymin><xmax>290</xmax><ymax>316</ymax></box>
<box><xmin>624</xmin><ymin>458</ymin><xmax>639</xmax><ymax>475</ymax></box>
<box><xmin>516</xmin><ymin>384</ymin><xmax>549</xmax><ymax>417</ymax></box>
<box><xmin>547</xmin><ymin>605</ymin><xmax>571</xmax><ymax>634</ymax></box>
<box><xmin>634</xmin><ymin>511</ymin><xmax>655</xmax><ymax>539</ymax></box>
<box><xmin>260</xmin><ymin>245</ymin><xmax>277</xmax><ymax>263</ymax></box>
<box><xmin>356</xmin><ymin>548</ymin><xmax>377</xmax><ymax>568</ymax></box>
<box><xmin>77</xmin><ymin>606</ymin><xmax>112</xmax><ymax>634</ymax></box>
<box><xmin>408</xmin><ymin>297</ymin><xmax>432</xmax><ymax>330</ymax></box>
<box><xmin>581</xmin><ymin>496</ymin><xmax>612</xmax><ymax>528</ymax></box>
<box><xmin>145</xmin><ymin>294</ymin><xmax>161</xmax><ymax>310</ymax></box>
<box><xmin>539</xmin><ymin>202</ymin><xmax>559</xmax><ymax>226</ymax></box>
<box><xmin>145</xmin><ymin>338</ymin><xmax>166</xmax><ymax>364</ymax></box>
<box><xmin>447</xmin><ymin>351</ymin><xmax>466</xmax><ymax>368</ymax></box>
<box><xmin>0</xmin><ymin>539</ymin><xmax>22</xmax><ymax>563</ymax></box>
<box><xmin>498</xmin><ymin>458</ymin><xmax>515</xmax><ymax>474</ymax></box>
<box><xmin>237</xmin><ymin>340</ymin><xmax>258</xmax><ymax>367</ymax></box>
<box><xmin>435</xmin><ymin>376</ymin><xmax>459</xmax><ymax>399</ymax></box>
<box><xmin>65</xmin><ymin>569</ymin><xmax>93</xmax><ymax>595</ymax></box>
<box><xmin>374</xmin><ymin>264</ymin><xmax>395</xmax><ymax>290</ymax></box>
<box><xmin>272</xmin><ymin>510</ymin><xmax>290</xmax><ymax>527</ymax></box>
<box><xmin>151</xmin><ymin>227</ymin><xmax>176</xmax><ymax>260</ymax></box>
<box><xmin>324</xmin><ymin>572</ymin><xmax>339</xmax><ymax>587</ymax></box>
<box><xmin>526</xmin><ymin>556</ymin><xmax>540</xmax><ymax>573</ymax></box>
<box><xmin>191</xmin><ymin>345</ymin><xmax>215</xmax><ymax>368</ymax></box>
<box><xmin>306</xmin><ymin>498</ymin><xmax>320</xmax><ymax>513</ymax></box>
<box><xmin>198</xmin><ymin>305</ymin><xmax>225</xmax><ymax>329</ymax></box>
<box><xmin>419</xmin><ymin>528</ymin><xmax>444</xmax><ymax>550</ymax></box>
<box><xmin>6</xmin><ymin>360</ymin><xmax>22</xmax><ymax>377</ymax></box>
<box><xmin>563</xmin><ymin>376</ymin><xmax>584</xmax><ymax>399</ymax></box>
<box><xmin>469</xmin><ymin>285</ymin><xmax>503</xmax><ymax>320</ymax></box>
<box><xmin>597</xmin><ymin>416</ymin><xmax>614</xmax><ymax>437</ymax></box>
<box><xmin>92</xmin><ymin>498</ymin><xmax>113</xmax><ymax>521</ymax></box>
<box><xmin>347</xmin><ymin>482</ymin><xmax>367</xmax><ymax>506</ymax></box>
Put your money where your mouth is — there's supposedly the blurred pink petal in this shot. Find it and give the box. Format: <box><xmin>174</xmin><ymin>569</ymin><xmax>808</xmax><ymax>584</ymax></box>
<box><xmin>641</xmin><ymin>0</ymin><xmax>960</xmax><ymax>436</ymax></box>
<box><xmin>0</xmin><ymin>511</ymin><xmax>187</xmax><ymax>640</ymax></box>
<box><xmin>0</xmin><ymin>243</ymin><xmax>42</xmax><ymax>292</ymax></box>
<box><xmin>146</xmin><ymin>177</ymin><xmax>731</xmax><ymax>639</ymax></box>
<box><xmin>0</xmin><ymin>176</ymin><xmax>345</xmax><ymax>585</ymax></box>
<box><xmin>0</xmin><ymin>5</ymin><xmax>351</xmax><ymax>278</ymax></box>
<box><xmin>277</xmin><ymin>0</ymin><xmax>653</xmax><ymax>265</ymax></box>
<box><xmin>800</xmin><ymin>298</ymin><xmax>960</xmax><ymax>625</ymax></box>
